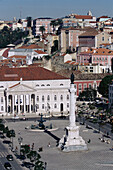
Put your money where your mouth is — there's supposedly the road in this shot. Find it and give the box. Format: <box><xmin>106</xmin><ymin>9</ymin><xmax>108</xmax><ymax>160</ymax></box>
<box><xmin>0</xmin><ymin>139</ymin><xmax>23</xmax><ymax>170</ymax></box>
<box><xmin>79</xmin><ymin>117</ymin><xmax>113</xmax><ymax>139</ymax></box>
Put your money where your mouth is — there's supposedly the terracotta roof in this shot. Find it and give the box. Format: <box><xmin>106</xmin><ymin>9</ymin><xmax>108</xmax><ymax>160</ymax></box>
<box><xmin>2</xmin><ymin>49</ymin><xmax>10</xmax><ymax>58</ymax></box>
<box><xmin>8</xmin><ymin>55</ymin><xmax>26</xmax><ymax>59</ymax></box>
<box><xmin>80</xmin><ymin>48</ymin><xmax>113</xmax><ymax>55</ymax></box>
<box><xmin>98</xmin><ymin>16</ymin><xmax>110</xmax><ymax>19</ymax></box>
<box><xmin>0</xmin><ymin>66</ymin><xmax>68</xmax><ymax>81</ymax></box>
<box><xmin>79</xmin><ymin>29</ymin><xmax>99</xmax><ymax>37</ymax></box>
<box><xmin>75</xmin><ymin>15</ymin><xmax>93</xmax><ymax>19</ymax></box>
<box><xmin>93</xmin><ymin>48</ymin><xmax>113</xmax><ymax>55</ymax></box>
<box><xmin>34</xmin><ymin>50</ymin><xmax>47</xmax><ymax>54</ymax></box>
<box><xmin>18</xmin><ymin>44</ymin><xmax>42</xmax><ymax>49</ymax></box>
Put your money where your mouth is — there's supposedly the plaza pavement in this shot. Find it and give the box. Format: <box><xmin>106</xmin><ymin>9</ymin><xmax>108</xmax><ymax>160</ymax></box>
<box><xmin>5</xmin><ymin>119</ymin><xmax>113</xmax><ymax>170</ymax></box>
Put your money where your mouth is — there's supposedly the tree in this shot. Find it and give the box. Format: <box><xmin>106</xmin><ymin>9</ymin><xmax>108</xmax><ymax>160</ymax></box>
<box><xmin>27</xmin><ymin>150</ymin><xmax>40</xmax><ymax>163</ymax></box>
<box><xmin>6</xmin><ymin>129</ymin><xmax>15</xmax><ymax>150</ymax></box>
<box><xmin>26</xmin><ymin>17</ymin><xmax>32</xmax><ymax>27</ymax></box>
<box><xmin>98</xmin><ymin>75</ymin><xmax>113</xmax><ymax>97</ymax></box>
<box><xmin>39</xmin><ymin>26</ymin><xmax>45</xmax><ymax>35</ymax></box>
<box><xmin>50</xmin><ymin>19</ymin><xmax>63</xmax><ymax>33</ymax></box>
<box><xmin>79</xmin><ymin>88</ymin><xmax>97</xmax><ymax>100</ymax></box>
<box><xmin>20</xmin><ymin>144</ymin><xmax>30</xmax><ymax>156</ymax></box>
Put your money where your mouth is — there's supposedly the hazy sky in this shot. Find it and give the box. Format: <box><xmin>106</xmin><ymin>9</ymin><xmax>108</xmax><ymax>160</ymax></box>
<box><xmin>0</xmin><ymin>0</ymin><xmax>113</xmax><ymax>20</ymax></box>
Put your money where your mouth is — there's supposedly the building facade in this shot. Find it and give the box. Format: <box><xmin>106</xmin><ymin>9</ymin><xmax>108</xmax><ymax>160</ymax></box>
<box><xmin>32</xmin><ymin>17</ymin><xmax>53</xmax><ymax>36</ymax></box>
<box><xmin>0</xmin><ymin>66</ymin><xmax>70</xmax><ymax>116</ymax></box>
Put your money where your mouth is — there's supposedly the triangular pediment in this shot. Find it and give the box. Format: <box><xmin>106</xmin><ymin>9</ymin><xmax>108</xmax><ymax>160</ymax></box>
<box><xmin>7</xmin><ymin>83</ymin><xmax>36</xmax><ymax>92</ymax></box>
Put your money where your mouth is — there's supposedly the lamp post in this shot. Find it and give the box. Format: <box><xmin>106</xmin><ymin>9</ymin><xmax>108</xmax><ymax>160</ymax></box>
<box><xmin>18</xmin><ymin>136</ymin><xmax>23</xmax><ymax>155</ymax></box>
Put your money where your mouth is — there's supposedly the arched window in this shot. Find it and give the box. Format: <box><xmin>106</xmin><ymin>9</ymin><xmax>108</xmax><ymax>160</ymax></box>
<box><xmin>54</xmin><ymin>95</ymin><xmax>57</xmax><ymax>101</ymax></box>
<box><xmin>41</xmin><ymin>84</ymin><xmax>45</xmax><ymax>86</ymax></box>
<box><xmin>67</xmin><ymin>95</ymin><xmax>69</xmax><ymax>100</ymax></box>
<box><xmin>60</xmin><ymin>84</ymin><xmax>63</xmax><ymax>86</ymax></box>
<box><xmin>67</xmin><ymin>103</ymin><xmax>69</xmax><ymax>108</ymax></box>
<box><xmin>42</xmin><ymin>104</ymin><xmax>44</xmax><ymax>109</ymax></box>
<box><xmin>47</xmin><ymin>84</ymin><xmax>50</xmax><ymax>86</ymax></box>
<box><xmin>42</xmin><ymin>95</ymin><xmax>44</xmax><ymax>102</ymax></box>
<box><xmin>47</xmin><ymin>95</ymin><xmax>50</xmax><ymax>101</ymax></box>
<box><xmin>37</xmin><ymin>96</ymin><xmax>39</xmax><ymax>102</ymax></box>
<box><xmin>54</xmin><ymin>104</ymin><xmax>57</xmax><ymax>108</ymax></box>
<box><xmin>60</xmin><ymin>95</ymin><xmax>63</xmax><ymax>101</ymax></box>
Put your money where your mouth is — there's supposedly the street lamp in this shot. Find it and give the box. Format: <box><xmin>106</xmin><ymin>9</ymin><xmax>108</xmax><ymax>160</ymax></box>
<box><xmin>18</xmin><ymin>136</ymin><xmax>23</xmax><ymax>155</ymax></box>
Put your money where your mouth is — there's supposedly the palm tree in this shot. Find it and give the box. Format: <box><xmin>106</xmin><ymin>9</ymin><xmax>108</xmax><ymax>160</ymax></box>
<box><xmin>39</xmin><ymin>26</ymin><xmax>45</xmax><ymax>35</ymax></box>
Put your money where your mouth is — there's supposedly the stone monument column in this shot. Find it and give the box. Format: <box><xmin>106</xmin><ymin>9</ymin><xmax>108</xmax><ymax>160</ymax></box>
<box><xmin>58</xmin><ymin>73</ymin><xmax>88</xmax><ymax>152</ymax></box>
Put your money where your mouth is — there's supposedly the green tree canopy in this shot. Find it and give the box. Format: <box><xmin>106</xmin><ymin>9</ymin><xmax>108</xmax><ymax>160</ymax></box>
<box><xmin>26</xmin><ymin>16</ymin><xmax>32</xmax><ymax>27</ymax></box>
<box><xmin>0</xmin><ymin>27</ymin><xmax>28</xmax><ymax>48</ymax></box>
<box><xmin>79</xmin><ymin>88</ymin><xmax>97</xmax><ymax>100</ymax></box>
<box><xmin>39</xmin><ymin>26</ymin><xmax>45</xmax><ymax>35</ymax></box>
<box><xmin>98</xmin><ymin>75</ymin><xmax>113</xmax><ymax>97</ymax></box>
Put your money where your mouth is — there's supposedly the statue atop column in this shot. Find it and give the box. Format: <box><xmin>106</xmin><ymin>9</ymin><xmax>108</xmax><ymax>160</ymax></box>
<box><xmin>70</xmin><ymin>73</ymin><xmax>74</xmax><ymax>84</ymax></box>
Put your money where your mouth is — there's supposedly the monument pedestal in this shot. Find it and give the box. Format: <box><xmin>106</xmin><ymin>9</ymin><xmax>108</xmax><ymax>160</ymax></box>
<box><xmin>58</xmin><ymin>77</ymin><xmax>88</xmax><ymax>152</ymax></box>
<box><xmin>58</xmin><ymin>125</ymin><xmax>87</xmax><ymax>152</ymax></box>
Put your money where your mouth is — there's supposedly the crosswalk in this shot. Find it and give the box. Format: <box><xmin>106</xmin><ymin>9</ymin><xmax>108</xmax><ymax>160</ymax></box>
<box><xmin>0</xmin><ymin>151</ymin><xmax>8</xmax><ymax>158</ymax></box>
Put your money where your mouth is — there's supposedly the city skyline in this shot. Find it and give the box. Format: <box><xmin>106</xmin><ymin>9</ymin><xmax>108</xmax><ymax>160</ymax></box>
<box><xmin>0</xmin><ymin>0</ymin><xmax>113</xmax><ymax>21</ymax></box>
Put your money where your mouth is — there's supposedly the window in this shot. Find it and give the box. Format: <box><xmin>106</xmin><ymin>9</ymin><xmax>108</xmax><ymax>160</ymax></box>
<box><xmin>37</xmin><ymin>96</ymin><xmax>39</xmax><ymax>102</ymax></box>
<box><xmin>60</xmin><ymin>84</ymin><xmax>63</xmax><ymax>86</ymax></box>
<box><xmin>84</xmin><ymin>84</ymin><xmax>87</xmax><ymax>90</ymax></box>
<box><xmin>42</xmin><ymin>96</ymin><xmax>44</xmax><ymax>102</ymax></box>
<box><xmin>60</xmin><ymin>95</ymin><xmax>63</xmax><ymax>101</ymax></box>
<box><xmin>54</xmin><ymin>104</ymin><xmax>57</xmax><ymax>108</ymax></box>
<box><xmin>89</xmin><ymin>84</ymin><xmax>92</xmax><ymax>89</ymax></box>
<box><xmin>42</xmin><ymin>104</ymin><xmax>44</xmax><ymax>109</ymax></box>
<box><xmin>41</xmin><ymin>84</ymin><xmax>45</xmax><ymax>86</ymax></box>
<box><xmin>67</xmin><ymin>95</ymin><xmax>69</xmax><ymax>100</ymax></box>
<box><xmin>54</xmin><ymin>95</ymin><xmax>57</xmax><ymax>101</ymax></box>
<box><xmin>67</xmin><ymin>103</ymin><xmax>69</xmax><ymax>108</ymax></box>
<box><xmin>102</xmin><ymin>37</ymin><xmax>104</xmax><ymax>41</ymax></box>
<box><xmin>47</xmin><ymin>95</ymin><xmax>50</xmax><ymax>101</ymax></box>
<box><xmin>36</xmin><ymin>104</ymin><xmax>39</xmax><ymax>109</ymax></box>
<box><xmin>47</xmin><ymin>84</ymin><xmax>50</xmax><ymax>86</ymax></box>
<box><xmin>1</xmin><ymin>106</ymin><xmax>3</xmax><ymax>111</ymax></box>
<box><xmin>79</xmin><ymin>84</ymin><xmax>82</xmax><ymax>90</ymax></box>
<box><xmin>1</xmin><ymin>97</ymin><xmax>3</xmax><ymax>103</ymax></box>
<box><xmin>36</xmin><ymin>84</ymin><xmax>39</xmax><ymax>86</ymax></box>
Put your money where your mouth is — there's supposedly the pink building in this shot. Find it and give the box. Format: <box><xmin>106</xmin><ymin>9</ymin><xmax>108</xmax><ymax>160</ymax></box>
<box><xmin>33</xmin><ymin>17</ymin><xmax>53</xmax><ymax>36</ymax></box>
<box><xmin>78</xmin><ymin>48</ymin><xmax>113</xmax><ymax>72</ymax></box>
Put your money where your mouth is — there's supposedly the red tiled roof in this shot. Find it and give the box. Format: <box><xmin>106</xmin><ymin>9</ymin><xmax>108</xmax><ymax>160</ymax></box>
<box><xmin>0</xmin><ymin>66</ymin><xmax>68</xmax><ymax>81</ymax></box>
<box><xmin>34</xmin><ymin>50</ymin><xmax>47</xmax><ymax>54</ymax></box>
<box><xmin>18</xmin><ymin>44</ymin><xmax>42</xmax><ymax>49</ymax></box>
<box><xmin>2</xmin><ymin>49</ymin><xmax>10</xmax><ymax>58</ymax></box>
<box><xmin>8</xmin><ymin>55</ymin><xmax>26</xmax><ymax>59</ymax></box>
<box><xmin>75</xmin><ymin>15</ymin><xmax>92</xmax><ymax>19</ymax></box>
<box><xmin>79</xmin><ymin>29</ymin><xmax>99</xmax><ymax>37</ymax></box>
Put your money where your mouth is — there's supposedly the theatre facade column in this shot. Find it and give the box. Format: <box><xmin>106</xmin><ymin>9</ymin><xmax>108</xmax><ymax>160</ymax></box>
<box><xmin>29</xmin><ymin>94</ymin><xmax>31</xmax><ymax>113</ymax></box>
<box><xmin>18</xmin><ymin>95</ymin><xmax>20</xmax><ymax>115</ymax></box>
<box><xmin>24</xmin><ymin>95</ymin><xmax>26</xmax><ymax>114</ymax></box>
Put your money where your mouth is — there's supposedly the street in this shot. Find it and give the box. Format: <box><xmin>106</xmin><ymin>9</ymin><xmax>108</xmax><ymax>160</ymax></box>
<box><xmin>0</xmin><ymin>139</ymin><xmax>23</xmax><ymax>170</ymax></box>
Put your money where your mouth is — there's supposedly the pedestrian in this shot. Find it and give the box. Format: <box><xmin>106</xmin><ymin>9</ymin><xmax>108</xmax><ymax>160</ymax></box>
<box><xmin>87</xmin><ymin>139</ymin><xmax>91</xmax><ymax>143</ymax></box>
<box><xmin>48</xmin><ymin>142</ymin><xmax>51</xmax><ymax>147</ymax></box>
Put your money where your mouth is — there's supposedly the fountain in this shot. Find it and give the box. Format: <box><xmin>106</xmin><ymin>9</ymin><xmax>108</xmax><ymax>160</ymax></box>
<box><xmin>27</xmin><ymin>114</ymin><xmax>58</xmax><ymax>132</ymax></box>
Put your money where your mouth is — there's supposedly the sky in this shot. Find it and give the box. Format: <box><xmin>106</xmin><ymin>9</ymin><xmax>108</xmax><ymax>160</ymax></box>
<box><xmin>0</xmin><ymin>0</ymin><xmax>113</xmax><ymax>21</ymax></box>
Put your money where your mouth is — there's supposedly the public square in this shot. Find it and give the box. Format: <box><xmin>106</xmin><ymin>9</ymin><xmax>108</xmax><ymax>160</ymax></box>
<box><xmin>5</xmin><ymin>118</ymin><xmax>113</xmax><ymax>170</ymax></box>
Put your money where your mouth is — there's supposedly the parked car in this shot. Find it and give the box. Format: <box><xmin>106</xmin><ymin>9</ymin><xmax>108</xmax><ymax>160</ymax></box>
<box><xmin>6</xmin><ymin>154</ymin><xmax>13</xmax><ymax>161</ymax></box>
<box><xmin>22</xmin><ymin>161</ymin><xmax>34</xmax><ymax>168</ymax></box>
<box><xmin>4</xmin><ymin>162</ymin><xmax>12</xmax><ymax>169</ymax></box>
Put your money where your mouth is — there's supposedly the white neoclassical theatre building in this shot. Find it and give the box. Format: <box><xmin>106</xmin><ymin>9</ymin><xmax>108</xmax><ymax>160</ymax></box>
<box><xmin>0</xmin><ymin>66</ymin><xmax>70</xmax><ymax>116</ymax></box>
